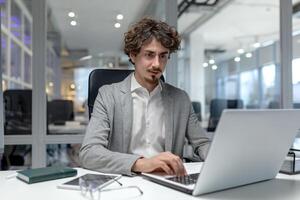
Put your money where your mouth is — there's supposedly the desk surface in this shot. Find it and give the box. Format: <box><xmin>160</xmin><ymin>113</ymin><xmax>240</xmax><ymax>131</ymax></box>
<box><xmin>1</xmin><ymin>168</ymin><xmax>300</xmax><ymax>200</ymax></box>
<box><xmin>48</xmin><ymin>123</ymin><xmax>86</xmax><ymax>135</ymax></box>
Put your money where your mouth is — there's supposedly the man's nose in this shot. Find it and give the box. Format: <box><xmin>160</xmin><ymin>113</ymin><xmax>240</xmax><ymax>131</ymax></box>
<box><xmin>152</xmin><ymin>55</ymin><xmax>160</xmax><ymax>67</ymax></box>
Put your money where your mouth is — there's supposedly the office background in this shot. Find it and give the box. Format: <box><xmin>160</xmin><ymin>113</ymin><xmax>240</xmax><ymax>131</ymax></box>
<box><xmin>0</xmin><ymin>0</ymin><xmax>298</xmax><ymax>170</ymax></box>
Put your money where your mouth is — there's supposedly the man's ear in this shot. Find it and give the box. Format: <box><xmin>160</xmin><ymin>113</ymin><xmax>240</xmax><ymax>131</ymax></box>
<box><xmin>129</xmin><ymin>53</ymin><xmax>136</xmax><ymax>64</ymax></box>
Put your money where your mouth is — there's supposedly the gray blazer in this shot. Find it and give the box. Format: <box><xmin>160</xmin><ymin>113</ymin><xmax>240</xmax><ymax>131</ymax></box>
<box><xmin>79</xmin><ymin>73</ymin><xmax>210</xmax><ymax>175</ymax></box>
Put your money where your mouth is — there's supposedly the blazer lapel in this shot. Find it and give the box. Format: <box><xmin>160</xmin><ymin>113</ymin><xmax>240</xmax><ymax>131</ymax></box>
<box><xmin>120</xmin><ymin>74</ymin><xmax>133</xmax><ymax>153</ymax></box>
<box><xmin>162</xmin><ymin>83</ymin><xmax>174</xmax><ymax>152</ymax></box>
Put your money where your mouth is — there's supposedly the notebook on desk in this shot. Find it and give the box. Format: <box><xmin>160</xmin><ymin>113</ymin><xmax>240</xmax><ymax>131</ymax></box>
<box><xmin>143</xmin><ymin>109</ymin><xmax>300</xmax><ymax>196</ymax></box>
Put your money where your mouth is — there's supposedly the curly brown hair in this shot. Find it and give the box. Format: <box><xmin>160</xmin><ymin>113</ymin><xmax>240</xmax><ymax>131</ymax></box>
<box><xmin>124</xmin><ymin>17</ymin><xmax>181</xmax><ymax>63</ymax></box>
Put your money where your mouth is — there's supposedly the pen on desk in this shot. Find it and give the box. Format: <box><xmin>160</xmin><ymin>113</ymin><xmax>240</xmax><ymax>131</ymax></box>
<box><xmin>6</xmin><ymin>172</ymin><xmax>18</xmax><ymax>180</ymax></box>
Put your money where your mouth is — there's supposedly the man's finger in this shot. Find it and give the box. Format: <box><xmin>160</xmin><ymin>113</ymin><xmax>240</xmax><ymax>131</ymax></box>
<box><xmin>159</xmin><ymin>162</ymin><xmax>173</xmax><ymax>175</ymax></box>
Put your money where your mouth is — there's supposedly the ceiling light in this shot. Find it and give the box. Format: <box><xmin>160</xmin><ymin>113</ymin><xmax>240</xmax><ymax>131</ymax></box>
<box><xmin>114</xmin><ymin>22</ymin><xmax>121</xmax><ymax>28</ymax></box>
<box><xmin>203</xmin><ymin>62</ymin><xmax>208</xmax><ymax>68</ymax></box>
<box><xmin>245</xmin><ymin>53</ymin><xmax>252</xmax><ymax>58</ymax></box>
<box><xmin>262</xmin><ymin>40</ymin><xmax>274</xmax><ymax>47</ymax></box>
<box><xmin>116</xmin><ymin>14</ymin><xmax>124</xmax><ymax>20</ymax></box>
<box><xmin>49</xmin><ymin>82</ymin><xmax>54</xmax><ymax>87</ymax></box>
<box><xmin>208</xmin><ymin>59</ymin><xmax>215</xmax><ymax>64</ymax></box>
<box><xmin>108</xmin><ymin>62</ymin><xmax>114</xmax><ymax>68</ymax></box>
<box><xmin>253</xmin><ymin>42</ymin><xmax>261</xmax><ymax>48</ymax></box>
<box><xmin>211</xmin><ymin>65</ymin><xmax>218</xmax><ymax>70</ymax></box>
<box><xmin>79</xmin><ymin>55</ymin><xmax>92</xmax><ymax>61</ymax></box>
<box><xmin>68</xmin><ymin>12</ymin><xmax>75</xmax><ymax>18</ymax></box>
<box><xmin>70</xmin><ymin>20</ymin><xmax>77</xmax><ymax>26</ymax></box>
<box><xmin>237</xmin><ymin>49</ymin><xmax>244</xmax><ymax>54</ymax></box>
<box><xmin>70</xmin><ymin>83</ymin><xmax>76</xmax><ymax>90</ymax></box>
<box><xmin>234</xmin><ymin>57</ymin><xmax>241</xmax><ymax>62</ymax></box>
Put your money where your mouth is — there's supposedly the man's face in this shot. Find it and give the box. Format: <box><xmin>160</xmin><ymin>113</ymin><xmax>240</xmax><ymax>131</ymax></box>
<box><xmin>130</xmin><ymin>38</ymin><xmax>169</xmax><ymax>87</ymax></box>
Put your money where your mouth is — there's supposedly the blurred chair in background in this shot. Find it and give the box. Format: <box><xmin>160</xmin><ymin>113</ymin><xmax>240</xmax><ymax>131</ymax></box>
<box><xmin>207</xmin><ymin>98</ymin><xmax>243</xmax><ymax>132</ymax></box>
<box><xmin>268</xmin><ymin>100</ymin><xmax>280</xmax><ymax>109</ymax></box>
<box><xmin>2</xmin><ymin>89</ymin><xmax>32</xmax><ymax>170</ymax></box>
<box><xmin>192</xmin><ymin>101</ymin><xmax>202</xmax><ymax>121</ymax></box>
<box><xmin>4</xmin><ymin>89</ymin><xmax>32</xmax><ymax>135</ymax></box>
<box><xmin>293</xmin><ymin>103</ymin><xmax>300</xmax><ymax>109</ymax></box>
<box><xmin>47</xmin><ymin>99</ymin><xmax>74</xmax><ymax>125</ymax></box>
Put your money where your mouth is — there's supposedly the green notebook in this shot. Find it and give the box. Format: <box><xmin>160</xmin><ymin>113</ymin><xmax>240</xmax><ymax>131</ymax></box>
<box><xmin>17</xmin><ymin>166</ymin><xmax>77</xmax><ymax>184</ymax></box>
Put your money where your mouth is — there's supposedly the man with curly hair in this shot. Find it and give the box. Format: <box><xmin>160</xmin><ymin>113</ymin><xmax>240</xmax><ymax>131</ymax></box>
<box><xmin>80</xmin><ymin>18</ymin><xmax>210</xmax><ymax>176</ymax></box>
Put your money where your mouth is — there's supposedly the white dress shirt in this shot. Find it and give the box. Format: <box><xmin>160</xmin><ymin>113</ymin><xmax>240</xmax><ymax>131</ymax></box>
<box><xmin>128</xmin><ymin>74</ymin><xmax>166</xmax><ymax>158</ymax></box>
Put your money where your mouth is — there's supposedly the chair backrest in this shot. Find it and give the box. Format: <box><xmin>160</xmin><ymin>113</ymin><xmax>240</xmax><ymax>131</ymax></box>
<box><xmin>293</xmin><ymin>103</ymin><xmax>300</xmax><ymax>109</ymax></box>
<box><xmin>207</xmin><ymin>98</ymin><xmax>243</xmax><ymax>132</ymax></box>
<box><xmin>88</xmin><ymin>69</ymin><xmax>134</xmax><ymax>119</ymax></box>
<box><xmin>47</xmin><ymin>99</ymin><xmax>74</xmax><ymax>124</ymax></box>
<box><xmin>192</xmin><ymin>101</ymin><xmax>202</xmax><ymax>121</ymax></box>
<box><xmin>268</xmin><ymin>100</ymin><xmax>280</xmax><ymax>109</ymax></box>
<box><xmin>88</xmin><ymin>69</ymin><xmax>165</xmax><ymax>119</ymax></box>
<box><xmin>4</xmin><ymin>89</ymin><xmax>32</xmax><ymax>135</ymax></box>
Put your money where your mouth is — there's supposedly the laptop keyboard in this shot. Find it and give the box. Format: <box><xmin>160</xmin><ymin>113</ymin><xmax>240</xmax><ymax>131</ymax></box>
<box><xmin>166</xmin><ymin>173</ymin><xmax>200</xmax><ymax>185</ymax></box>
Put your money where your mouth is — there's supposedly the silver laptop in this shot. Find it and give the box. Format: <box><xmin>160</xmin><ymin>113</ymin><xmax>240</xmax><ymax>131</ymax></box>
<box><xmin>143</xmin><ymin>109</ymin><xmax>300</xmax><ymax>196</ymax></box>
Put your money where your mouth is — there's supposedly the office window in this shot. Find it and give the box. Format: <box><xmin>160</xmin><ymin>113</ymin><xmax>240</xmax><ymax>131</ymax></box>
<box><xmin>240</xmin><ymin>70</ymin><xmax>259</xmax><ymax>107</ymax></box>
<box><xmin>217</xmin><ymin>78</ymin><xmax>225</xmax><ymax>98</ymax></box>
<box><xmin>10</xmin><ymin>41</ymin><xmax>21</xmax><ymax>79</ymax></box>
<box><xmin>74</xmin><ymin>68</ymin><xmax>95</xmax><ymax>106</ymax></box>
<box><xmin>0</xmin><ymin>0</ymin><xmax>8</xmax><ymax>27</ymax></box>
<box><xmin>11</xmin><ymin>0</ymin><xmax>22</xmax><ymax>40</ymax></box>
<box><xmin>2</xmin><ymin>80</ymin><xmax>7</xmax><ymax>91</ymax></box>
<box><xmin>261</xmin><ymin>64</ymin><xmax>276</xmax><ymax>107</ymax></box>
<box><xmin>24</xmin><ymin>53</ymin><xmax>31</xmax><ymax>84</ymax></box>
<box><xmin>24</xmin><ymin>16</ymin><xmax>32</xmax><ymax>49</ymax></box>
<box><xmin>293</xmin><ymin>58</ymin><xmax>300</xmax><ymax>102</ymax></box>
<box><xmin>1</xmin><ymin>33</ymin><xmax>7</xmax><ymax>75</ymax></box>
<box><xmin>46</xmin><ymin>144</ymin><xmax>80</xmax><ymax>167</ymax></box>
<box><xmin>225</xmin><ymin>75</ymin><xmax>238</xmax><ymax>99</ymax></box>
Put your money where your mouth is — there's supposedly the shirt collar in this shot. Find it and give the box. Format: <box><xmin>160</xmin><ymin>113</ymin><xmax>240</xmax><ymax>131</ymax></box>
<box><xmin>131</xmin><ymin>73</ymin><xmax>162</xmax><ymax>95</ymax></box>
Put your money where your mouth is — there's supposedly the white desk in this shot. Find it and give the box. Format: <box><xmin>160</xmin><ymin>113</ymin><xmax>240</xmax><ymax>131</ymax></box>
<box><xmin>48</xmin><ymin>123</ymin><xmax>86</xmax><ymax>135</ymax></box>
<box><xmin>1</xmin><ymin>168</ymin><xmax>300</xmax><ymax>200</ymax></box>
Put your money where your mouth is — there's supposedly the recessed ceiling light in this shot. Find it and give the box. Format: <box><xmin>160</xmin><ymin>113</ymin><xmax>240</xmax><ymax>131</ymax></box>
<box><xmin>116</xmin><ymin>14</ymin><xmax>124</xmax><ymax>20</ymax></box>
<box><xmin>79</xmin><ymin>55</ymin><xmax>92</xmax><ymax>61</ymax></box>
<box><xmin>68</xmin><ymin>12</ymin><xmax>75</xmax><ymax>18</ymax></box>
<box><xmin>203</xmin><ymin>62</ymin><xmax>208</xmax><ymax>68</ymax></box>
<box><xmin>70</xmin><ymin>20</ymin><xmax>77</xmax><ymax>26</ymax></box>
<box><xmin>70</xmin><ymin>83</ymin><xmax>76</xmax><ymax>90</ymax></box>
<box><xmin>212</xmin><ymin>65</ymin><xmax>218</xmax><ymax>70</ymax></box>
<box><xmin>262</xmin><ymin>40</ymin><xmax>274</xmax><ymax>47</ymax></box>
<box><xmin>237</xmin><ymin>49</ymin><xmax>244</xmax><ymax>54</ymax></box>
<box><xmin>253</xmin><ymin>42</ymin><xmax>261</xmax><ymax>48</ymax></box>
<box><xmin>208</xmin><ymin>59</ymin><xmax>215</xmax><ymax>64</ymax></box>
<box><xmin>114</xmin><ymin>22</ymin><xmax>121</xmax><ymax>28</ymax></box>
<box><xmin>245</xmin><ymin>53</ymin><xmax>252</xmax><ymax>58</ymax></box>
<box><xmin>234</xmin><ymin>57</ymin><xmax>241</xmax><ymax>62</ymax></box>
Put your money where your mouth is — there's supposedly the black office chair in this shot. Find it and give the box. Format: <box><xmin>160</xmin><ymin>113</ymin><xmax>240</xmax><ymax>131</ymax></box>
<box><xmin>2</xmin><ymin>89</ymin><xmax>32</xmax><ymax>169</ymax></box>
<box><xmin>192</xmin><ymin>101</ymin><xmax>202</xmax><ymax>121</ymax></box>
<box><xmin>88</xmin><ymin>69</ymin><xmax>165</xmax><ymax>119</ymax></box>
<box><xmin>268</xmin><ymin>100</ymin><xmax>280</xmax><ymax>109</ymax></box>
<box><xmin>207</xmin><ymin>98</ymin><xmax>244</xmax><ymax>132</ymax></box>
<box><xmin>4</xmin><ymin>89</ymin><xmax>32</xmax><ymax>135</ymax></box>
<box><xmin>293</xmin><ymin>103</ymin><xmax>300</xmax><ymax>109</ymax></box>
<box><xmin>48</xmin><ymin>99</ymin><xmax>74</xmax><ymax>125</ymax></box>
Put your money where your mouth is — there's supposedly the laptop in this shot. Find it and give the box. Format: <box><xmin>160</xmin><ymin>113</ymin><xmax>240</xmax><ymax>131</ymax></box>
<box><xmin>142</xmin><ymin>109</ymin><xmax>300</xmax><ymax>196</ymax></box>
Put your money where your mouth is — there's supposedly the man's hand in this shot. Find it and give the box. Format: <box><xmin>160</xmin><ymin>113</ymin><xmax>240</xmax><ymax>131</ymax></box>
<box><xmin>132</xmin><ymin>152</ymin><xmax>187</xmax><ymax>176</ymax></box>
